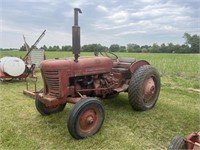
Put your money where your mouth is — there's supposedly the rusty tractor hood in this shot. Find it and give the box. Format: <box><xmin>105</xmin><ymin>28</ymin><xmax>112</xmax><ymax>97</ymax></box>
<box><xmin>40</xmin><ymin>56</ymin><xmax>113</xmax><ymax>76</ymax></box>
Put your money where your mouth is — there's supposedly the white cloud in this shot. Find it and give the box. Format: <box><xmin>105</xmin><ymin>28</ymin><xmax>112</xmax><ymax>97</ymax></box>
<box><xmin>106</xmin><ymin>11</ymin><xmax>128</xmax><ymax>24</ymax></box>
<box><xmin>139</xmin><ymin>0</ymin><xmax>160</xmax><ymax>3</ymax></box>
<box><xmin>115</xmin><ymin>30</ymin><xmax>146</xmax><ymax>36</ymax></box>
<box><xmin>33</xmin><ymin>5</ymin><xmax>55</xmax><ymax>13</ymax></box>
<box><xmin>93</xmin><ymin>22</ymin><xmax>137</xmax><ymax>30</ymax></box>
<box><xmin>68</xmin><ymin>0</ymin><xmax>94</xmax><ymax>8</ymax></box>
<box><xmin>18</xmin><ymin>0</ymin><xmax>59</xmax><ymax>6</ymax></box>
<box><xmin>131</xmin><ymin>2</ymin><xmax>190</xmax><ymax>19</ymax></box>
<box><xmin>69</xmin><ymin>1</ymin><xmax>84</xmax><ymax>8</ymax></box>
<box><xmin>41</xmin><ymin>30</ymin><xmax>71</xmax><ymax>47</ymax></box>
<box><xmin>96</xmin><ymin>5</ymin><xmax>109</xmax><ymax>13</ymax></box>
<box><xmin>62</xmin><ymin>10</ymin><xmax>74</xmax><ymax>18</ymax></box>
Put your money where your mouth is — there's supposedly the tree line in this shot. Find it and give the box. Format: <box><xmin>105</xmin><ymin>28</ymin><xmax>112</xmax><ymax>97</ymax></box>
<box><xmin>18</xmin><ymin>32</ymin><xmax>199</xmax><ymax>53</ymax></box>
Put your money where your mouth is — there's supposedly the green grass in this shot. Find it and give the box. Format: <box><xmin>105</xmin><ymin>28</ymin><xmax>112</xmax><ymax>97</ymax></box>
<box><xmin>0</xmin><ymin>51</ymin><xmax>199</xmax><ymax>150</ymax></box>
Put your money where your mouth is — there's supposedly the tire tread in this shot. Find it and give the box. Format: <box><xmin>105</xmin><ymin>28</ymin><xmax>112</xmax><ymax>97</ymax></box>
<box><xmin>128</xmin><ymin>65</ymin><xmax>160</xmax><ymax>111</ymax></box>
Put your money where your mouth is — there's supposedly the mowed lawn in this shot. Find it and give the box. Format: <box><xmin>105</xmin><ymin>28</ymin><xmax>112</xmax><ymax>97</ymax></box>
<box><xmin>0</xmin><ymin>51</ymin><xmax>199</xmax><ymax>150</ymax></box>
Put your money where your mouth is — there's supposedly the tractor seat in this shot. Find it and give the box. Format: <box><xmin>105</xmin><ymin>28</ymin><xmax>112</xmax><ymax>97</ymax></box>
<box><xmin>112</xmin><ymin>58</ymin><xmax>136</xmax><ymax>73</ymax></box>
<box><xmin>118</xmin><ymin>57</ymin><xmax>136</xmax><ymax>63</ymax></box>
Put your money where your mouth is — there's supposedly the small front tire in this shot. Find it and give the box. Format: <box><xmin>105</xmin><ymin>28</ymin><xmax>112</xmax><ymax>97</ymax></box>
<box><xmin>67</xmin><ymin>97</ymin><xmax>105</xmax><ymax>139</ymax></box>
<box><xmin>35</xmin><ymin>98</ymin><xmax>66</xmax><ymax>116</ymax></box>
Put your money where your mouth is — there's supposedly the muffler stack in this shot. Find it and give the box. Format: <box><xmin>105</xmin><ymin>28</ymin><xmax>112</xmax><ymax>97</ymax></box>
<box><xmin>72</xmin><ymin>8</ymin><xmax>82</xmax><ymax>62</ymax></box>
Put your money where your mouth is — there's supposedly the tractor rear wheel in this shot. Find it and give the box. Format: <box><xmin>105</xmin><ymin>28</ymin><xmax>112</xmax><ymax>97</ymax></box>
<box><xmin>35</xmin><ymin>98</ymin><xmax>66</xmax><ymax>116</ymax></box>
<box><xmin>128</xmin><ymin>65</ymin><xmax>160</xmax><ymax>111</ymax></box>
<box><xmin>168</xmin><ymin>135</ymin><xmax>187</xmax><ymax>150</ymax></box>
<box><xmin>67</xmin><ymin>97</ymin><xmax>105</xmax><ymax>139</ymax></box>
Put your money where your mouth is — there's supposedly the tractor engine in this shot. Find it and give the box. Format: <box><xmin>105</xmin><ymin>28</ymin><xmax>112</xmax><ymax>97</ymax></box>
<box><xmin>40</xmin><ymin>56</ymin><xmax>121</xmax><ymax>102</ymax></box>
<box><xmin>71</xmin><ymin>71</ymin><xmax>124</xmax><ymax>98</ymax></box>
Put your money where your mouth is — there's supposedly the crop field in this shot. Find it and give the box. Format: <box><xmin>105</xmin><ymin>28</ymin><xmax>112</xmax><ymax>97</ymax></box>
<box><xmin>0</xmin><ymin>51</ymin><xmax>199</xmax><ymax>150</ymax></box>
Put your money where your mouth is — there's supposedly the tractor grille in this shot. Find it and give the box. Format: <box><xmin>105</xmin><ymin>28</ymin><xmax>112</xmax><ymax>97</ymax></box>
<box><xmin>43</xmin><ymin>70</ymin><xmax>60</xmax><ymax>97</ymax></box>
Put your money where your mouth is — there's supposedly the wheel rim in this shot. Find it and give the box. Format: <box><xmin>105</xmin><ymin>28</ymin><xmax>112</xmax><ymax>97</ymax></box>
<box><xmin>143</xmin><ymin>77</ymin><xmax>156</xmax><ymax>103</ymax></box>
<box><xmin>78</xmin><ymin>108</ymin><xmax>100</xmax><ymax>133</ymax></box>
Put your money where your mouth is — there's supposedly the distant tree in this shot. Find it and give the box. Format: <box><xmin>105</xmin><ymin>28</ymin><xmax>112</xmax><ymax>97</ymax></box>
<box><xmin>149</xmin><ymin>43</ymin><xmax>160</xmax><ymax>53</ymax></box>
<box><xmin>141</xmin><ymin>45</ymin><xmax>150</xmax><ymax>49</ymax></box>
<box><xmin>99</xmin><ymin>45</ymin><xmax>109</xmax><ymax>53</ymax></box>
<box><xmin>62</xmin><ymin>45</ymin><xmax>72</xmax><ymax>51</ymax></box>
<box><xmin>160</xmin><ymin>43</ymin><xmax>167</xmax><ymax>53</ymax></box>
<box><xmin>141</xmin><ymin>45</ymin><xmax>150</xmax><ymax>53</ymax></box>
<box><xmin>81</xmin><ymin>44</ymin><xmax>91</xmax><ymax>52</ymax></box>
<box><xmin>109</xmin><ymin>44</ymin><xmax>120</xmax><ymax>52</ymax></box>
<box><xmin>166</xmin><ymin>43</ymin><xmax>174</xmax><ymax>53</ymax></box>
<box><xmin>19</xmin><ymin>45</ymin><xmax>26</xmax><ymax>51</ymax></box>
<box><xmin>48</xmin><ymin>45</ymin><xmax>60</xmax><ymax>51</ymax></box>
<box><xmin>173</xmin><ymin>44</ymin><xmax>182</xmax><ymax>53</ymax></box>
<box><xmin>41</xmin><ymin>45</ymin><xmax>48</xmax><ymax>51</ymax></box>
<box><xmin>141</xmin><ymin>48</ymin><xmax>148</xmax><ymax>53</ymax></box>
<box><xmin>183</xmin><ymin>33</ymin><xmax>200</xmax><ymax>53</ymax></box>
<box><xmin>48</xmin><ymin>46</ymin><xmax>53</xmax><ymax>51</ymax></box>
<box><xmin>127</xmin><ymin>43</ymin><xmax>141</xmax><ymax>52</ymax></box>
<box><xmin>119</xmin><ymin>46</ymin><xmax>126</xmax><ymax>52</ymax></box>
<box><xmin>180</xmin><ymin>44</ymin><xmax>190</xmax><ymax>53</ymax></box>
<box><xmin>81</xmin><ymin>44</ymin><xmax>108</xmax><ymax>53</ymax></box>
<box><xmin>54</xmin><ymin>45</ymin><xmax>60</xmax><ymax>51</ymax></box>
<box><xmin>127</xmin><ymin>44</ymin><xmax>133</xmax><ymax>52</ymax></box>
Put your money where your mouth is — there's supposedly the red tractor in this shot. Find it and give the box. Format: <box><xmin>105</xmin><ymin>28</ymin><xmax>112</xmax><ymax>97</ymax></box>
<box><xmin>24</xmin><ymin>8</ymin><xmax>161</xmax><ymax>139</ymax></box>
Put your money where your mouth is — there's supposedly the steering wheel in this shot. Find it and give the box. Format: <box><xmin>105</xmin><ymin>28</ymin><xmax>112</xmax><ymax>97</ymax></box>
<box><xmin>99</xmin><ymin>51</ymin><xmax>118</xmax><ymax>60</ymax></box>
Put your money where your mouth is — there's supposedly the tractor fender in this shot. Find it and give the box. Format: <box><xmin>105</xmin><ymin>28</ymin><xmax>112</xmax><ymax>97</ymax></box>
<box><xmin>129</xmin><ymin>60</ymin><xmax>150</xmax><ymax>74</ymax></box>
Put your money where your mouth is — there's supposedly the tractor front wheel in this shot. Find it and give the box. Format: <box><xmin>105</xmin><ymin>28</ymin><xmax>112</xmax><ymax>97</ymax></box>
<box><xmin>35</xmin><ymin>98</ymin><xmax>66</xmax><ymax>116</ymax></box>
<box><xmin>67</xmin><ymin>97</ymin><xmax>105</xmax><ymax>139</ymax></box>
<box><xmin>128</xmin><ymin>65</ymin><xmax>160</xmax><ymax>111</ymax></box>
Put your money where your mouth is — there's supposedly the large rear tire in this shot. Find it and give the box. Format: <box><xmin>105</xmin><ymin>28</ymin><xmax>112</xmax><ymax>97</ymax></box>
<box><xmin>67</xmin><ymin>97</ymin><xmax>105</xmax><ymax>139</ymax></box>
<box><xmin>128</xmin><ymin>65</ymin><xmax>160</xmax><ymax>111</ymax></box>
<box><xmin>168</xmin><ymin>135</ymin><xmax>187</xmax><ymax>150</ymax></box>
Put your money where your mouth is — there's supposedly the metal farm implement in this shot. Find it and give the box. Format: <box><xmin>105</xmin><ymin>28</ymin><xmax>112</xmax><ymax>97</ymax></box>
<box><xmin>0</xmin><ymin>30</ymin><xmax>46</xmax><ymax>81</ymax></box>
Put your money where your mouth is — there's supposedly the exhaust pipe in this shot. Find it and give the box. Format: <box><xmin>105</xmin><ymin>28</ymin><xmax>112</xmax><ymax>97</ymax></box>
<box><xmin>72</xmin><ymin>8</ymin><xmax>82</xmax><ymax>62</ymax></box>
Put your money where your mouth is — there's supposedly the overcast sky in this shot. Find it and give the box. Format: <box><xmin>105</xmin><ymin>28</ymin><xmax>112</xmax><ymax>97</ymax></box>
<box><xmin>0</xmin><ymin>0</ymin><xmax>199</xmax><ymax>49</ymax></box>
